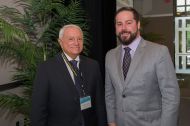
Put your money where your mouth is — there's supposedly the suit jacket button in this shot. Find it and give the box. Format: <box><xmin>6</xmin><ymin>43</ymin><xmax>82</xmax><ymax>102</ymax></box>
<box><xmin>122</xmin><ymin>94</ymin><xmax>126</xmax><ymax>98</ymax></box>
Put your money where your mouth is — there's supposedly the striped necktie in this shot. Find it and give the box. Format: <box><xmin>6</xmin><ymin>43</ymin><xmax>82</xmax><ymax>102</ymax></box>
<box><xmin>123</xmin><ymin>47</ymin><xmax>131</xmax><ymax>80</ymax></box>
<box><xmin>70</xmin><ymin>60</ymin><xmax>83</xmax><ymax>96</ymax></box>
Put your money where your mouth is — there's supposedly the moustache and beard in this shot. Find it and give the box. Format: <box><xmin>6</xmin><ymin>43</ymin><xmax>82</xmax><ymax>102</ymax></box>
<box><xmin>117</xmin><ymin>29</ymin><xmax>138</xmax><ymax>46</ymax></box>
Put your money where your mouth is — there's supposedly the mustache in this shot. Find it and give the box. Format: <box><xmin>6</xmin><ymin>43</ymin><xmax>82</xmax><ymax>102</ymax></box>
<box><xmin>119</xmin><ymin>30</ymin><xmax>131</xmax><ymax>35</ymax></box>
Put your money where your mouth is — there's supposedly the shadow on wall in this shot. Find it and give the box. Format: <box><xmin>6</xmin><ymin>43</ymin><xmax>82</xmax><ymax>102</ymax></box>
<box><xmin>0</xmin><ymin>87</ymin><xmax>24</xmax><ymax>126</ymax></box>
<box><xmin>0</xmin><ymin>63</ymin><xmax>17</xmax><ymax>85</ymax></box>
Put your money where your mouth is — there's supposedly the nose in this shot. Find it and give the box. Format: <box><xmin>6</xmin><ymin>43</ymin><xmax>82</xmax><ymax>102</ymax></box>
<box><xmin>122</xmin><ymin>24</ymin><xmax>128</xmax><ymax>30</ymax></box>
<box><xmin>74</xmin><ymin>41</ymin><xmax>79</xmax><ymax>45</ymax></box>
<box><xmin>73</xmin><ymin>39</ymin><xmax>80</xmax><ymax>45</ymax></box>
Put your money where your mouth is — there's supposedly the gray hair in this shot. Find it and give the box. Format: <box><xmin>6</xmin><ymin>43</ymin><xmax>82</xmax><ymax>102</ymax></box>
<box><xmin>59</xmin><ymin>24</ymin><xmax>83</xmax><ymax>39</ymax></box>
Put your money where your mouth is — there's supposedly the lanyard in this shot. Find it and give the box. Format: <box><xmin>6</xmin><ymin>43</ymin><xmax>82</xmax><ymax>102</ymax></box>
<box><xmin>61</xmin><ymin>53</ymin><xmax>78</xmax><ymax>76</ymax></box>
<box><xmin>61</xmin><ymin>53</ymin><xmax>88</xmax><ymax>97</ymax></box>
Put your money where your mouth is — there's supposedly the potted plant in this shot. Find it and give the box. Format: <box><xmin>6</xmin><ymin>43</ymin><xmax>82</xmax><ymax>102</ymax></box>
<box><xmin>0</xmin><ymin>0</ymin><xmax>90</xmax><ymax>125</ymax></box>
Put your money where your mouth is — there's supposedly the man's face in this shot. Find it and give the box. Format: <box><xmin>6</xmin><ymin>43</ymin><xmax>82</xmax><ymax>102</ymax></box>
<box><xmin>115</xmin><ymin>11</ymin><xmax>140</xmax><ymax>45</ymax></box>
<box><xmin>59</xmin><ymin>27</ymin><xmax>83</xmax><ymax>59</ymax></box>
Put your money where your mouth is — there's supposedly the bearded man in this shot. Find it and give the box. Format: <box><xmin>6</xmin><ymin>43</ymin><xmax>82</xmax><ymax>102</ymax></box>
<box><xmin>105</xmin><ymin>7</ymin><xmax>180</xmax><ymax>126</ymax></box>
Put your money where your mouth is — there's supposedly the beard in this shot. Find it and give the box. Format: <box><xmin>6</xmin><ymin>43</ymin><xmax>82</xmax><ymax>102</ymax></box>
<box><xmin>117</xmin><ymin>29</ymin><xmax>138</xmax><ymax>45</ymax></box>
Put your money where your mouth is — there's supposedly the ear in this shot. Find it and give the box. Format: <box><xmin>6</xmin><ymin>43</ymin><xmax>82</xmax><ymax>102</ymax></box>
<box><xmin>58</xmin><ymin>39</ymin><xmax>63</xmax><ymax>48</ymax></box>
<box><xmin>58</xmin><ymin>39</ymin><xmax>61</xmax><ymax>43</ymax></box>
<box><xmin>137</xmin><ymin>21</ymin><xmax>140</xmax><ymax>30</ymax></box>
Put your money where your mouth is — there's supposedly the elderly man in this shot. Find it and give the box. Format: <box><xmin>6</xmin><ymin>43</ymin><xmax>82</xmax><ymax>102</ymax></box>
<box><xmin>31</xmin><ymin>24</ymin><xmax>107</xmax><ymax>126</ymax></box>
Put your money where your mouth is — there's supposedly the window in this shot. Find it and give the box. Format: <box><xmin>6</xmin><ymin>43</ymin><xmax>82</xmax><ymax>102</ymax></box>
<box><xmin>175</xmin><ymin>17</ymin><xmax>190</xmax><ymax>73</ymax></box>
<box><xmin>176</xmin><ymin>0</ymin><xmax>190</xmax><ymax>16</ymax></box>
<box><xmin>175</xmin><ymin>0</ymin><xmax>190</xmax><ymax>73</ymax></box>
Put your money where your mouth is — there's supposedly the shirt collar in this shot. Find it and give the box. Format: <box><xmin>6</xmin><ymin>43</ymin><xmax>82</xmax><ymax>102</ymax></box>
<box><xmin>122</xmin><ymin>36</ymin><xmax>141</xmax><ymax>52</ymax></box>
<box><xmin>63</xmin><ymin>52</ymin><xmax>80</xmax><ymax>62</ymax></box>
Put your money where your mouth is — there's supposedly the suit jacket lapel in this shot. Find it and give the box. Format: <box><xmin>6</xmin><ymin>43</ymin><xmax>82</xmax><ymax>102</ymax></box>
<box><xmin>124</xmin><ymin>39</ymin><xmax>146</xmax><ymax>88</ymax></box>
<box><xmin>115</xmin><ymin>45</ymin><xmax>125</xmax><ymax>89</ymax></box>
<box><xmin>56</xmin><ymin>53</ymin><xmax>79</xmax><ymax>96</ymax></box>
<box><xmin>78</xmin><ymin>56</ymin><xmax>89</xmax><ymax>92</ymax></box>
<box><xmin>79</xmin><ymin>55</ymin><xmax>86</xmax><ymax>75</ymax></box>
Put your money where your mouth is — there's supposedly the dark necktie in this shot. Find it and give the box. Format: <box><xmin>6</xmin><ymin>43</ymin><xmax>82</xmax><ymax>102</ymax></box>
<box><xmin>123</xmin><ymin>47</ymin><xmax>131</xmax><ymax>80</ymax></box>
<box><xmin>69</xmin><ymin>60</ymin><xmax>84</xmax><ymax>96</ymax></box>
<box><xmin>69</xmin><ymin>60</ymin><xmax>85</xmax><ymax>126</ymax></box>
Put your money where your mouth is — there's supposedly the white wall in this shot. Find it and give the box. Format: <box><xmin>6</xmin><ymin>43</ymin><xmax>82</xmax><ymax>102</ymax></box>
<box><xmin>134</xmin><ymin>0</ymin><xmax>173</xmax><ymax>17</ymax></box>
<box><xmin>0</xmin><ymin>63</ymin><xmax>17</xmax><ymax>85</ymax></box>
<box><xmin>0</xmin><ymin>0</ymin><xmax>23</xmax><ymax>11</ymax></box>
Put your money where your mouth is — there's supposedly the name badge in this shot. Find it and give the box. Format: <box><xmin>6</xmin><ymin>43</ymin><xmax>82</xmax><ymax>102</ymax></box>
<box><xmin>80</xmin><ymin>96</ymin><xmax>91</xmax><ymax>110</ymax></box>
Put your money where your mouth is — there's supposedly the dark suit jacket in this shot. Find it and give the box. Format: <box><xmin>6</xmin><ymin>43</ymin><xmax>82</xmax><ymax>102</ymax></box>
<box><xmin>31</xmin><ymin>53</ymin><xmax>107</xmax><ymax>126</ymax></box>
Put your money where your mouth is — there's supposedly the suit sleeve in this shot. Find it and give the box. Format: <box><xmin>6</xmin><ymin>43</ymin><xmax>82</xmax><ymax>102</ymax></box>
<box><xmin>105</xmin><ymin>52</ymin><xmax>116</xmax><ymax>123</ymax></box>
<box><xmin>30</xmin><ymin>63</ymin><xmax>48</xmax><ymax>126</ymax></box>
<box><xmin>156</xmin><ymin>46</ymin><xmax>180</xmax><ymax>126</ymax></box>
<box><xmin>94</xmin><ymin>62</ymin><xmax>107</xmax><ymax>126</ymax></box>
